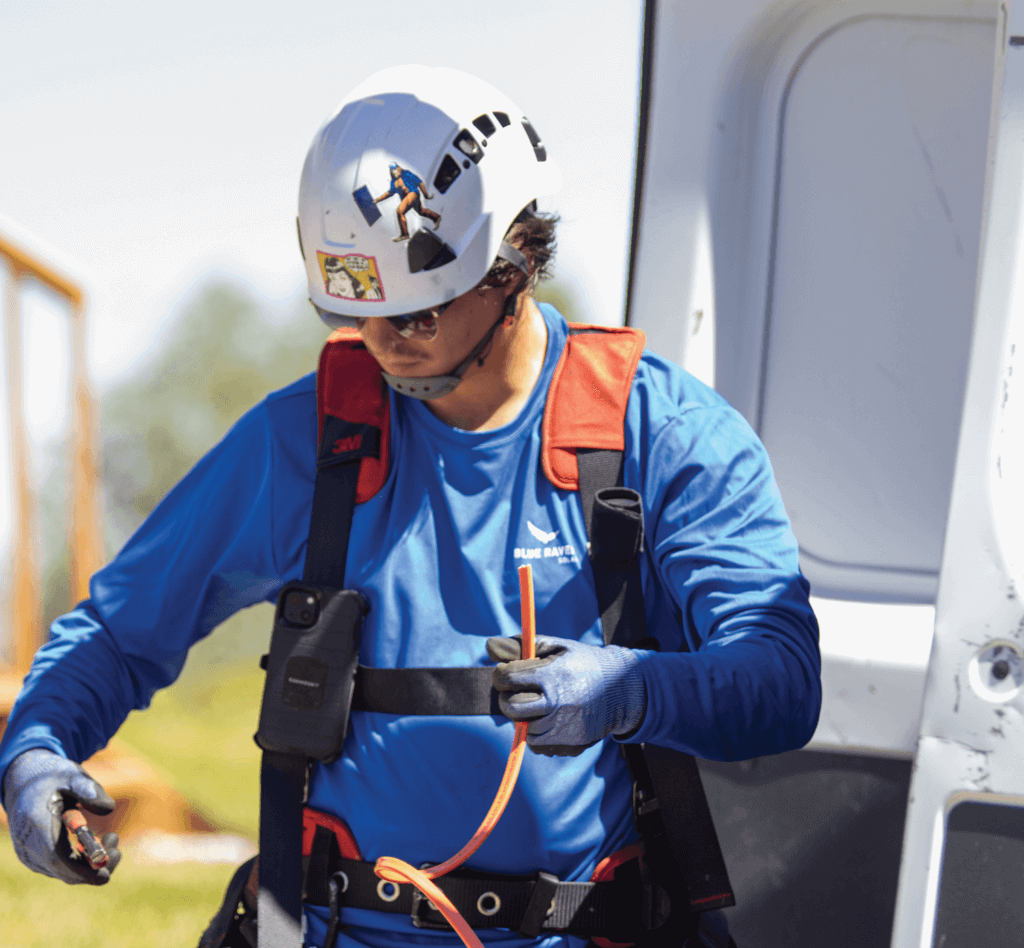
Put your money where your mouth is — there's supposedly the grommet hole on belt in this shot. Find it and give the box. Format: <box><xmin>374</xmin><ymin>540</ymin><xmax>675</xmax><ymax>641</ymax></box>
<box><xmin>476</xmin><ymin>892</ymin><xmax>501</xmax><ymax>916</ymax></box>
<box><xmin>331</xmin><ymin>870</ymin><xmax>349</xmax><ymax>894</ymax></box>
<box><xmin>377</xmin><ymin>879</ymin><xmax>400</xmax><ymax>902</ymax></box>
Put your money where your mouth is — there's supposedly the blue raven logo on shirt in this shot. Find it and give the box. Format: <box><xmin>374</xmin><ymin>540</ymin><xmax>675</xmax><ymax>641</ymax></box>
<box><xmin>527</xmin><ymin>521</ymin><xmax>558</xmax><ymax>544</ymax></box>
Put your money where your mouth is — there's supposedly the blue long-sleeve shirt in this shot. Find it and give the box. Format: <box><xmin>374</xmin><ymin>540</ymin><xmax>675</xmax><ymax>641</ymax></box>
<box><xmin>0</xmin><ymin>304</ymin><xmax>819</xmax><ymax>948</ymax></box>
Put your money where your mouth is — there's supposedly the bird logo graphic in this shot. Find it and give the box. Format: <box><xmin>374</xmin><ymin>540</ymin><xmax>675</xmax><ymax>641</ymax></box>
<box><xmin>527</xmin><ymin>521</ymin><xmax>558</xmax><ymax>544</ymax></box>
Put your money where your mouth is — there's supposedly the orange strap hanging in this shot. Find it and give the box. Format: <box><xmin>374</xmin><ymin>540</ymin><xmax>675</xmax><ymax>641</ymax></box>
<box><xmin>373</xmin><ymin>564</ymin><xmax>538</xmax><ymax>948</ymax></box>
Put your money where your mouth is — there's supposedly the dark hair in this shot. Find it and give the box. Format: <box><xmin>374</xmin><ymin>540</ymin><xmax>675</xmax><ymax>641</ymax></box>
<box><xmin>477</xmin><ymin>204</ymin><xmax>559</xmax><ymax>293</ymax></box>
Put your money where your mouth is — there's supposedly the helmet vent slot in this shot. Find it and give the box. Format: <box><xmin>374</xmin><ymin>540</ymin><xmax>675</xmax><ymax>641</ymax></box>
<box><xmin>453</xmin><ymin>129</ymin><xmax>484</xmax><ymax>164</ymax></box>
<box><xmin>433</xmin><ymin>154</ymin><xmax>462</xmax><ymax>195</ymax></box>
<box><xmin>407</xmin><ymin>230</ymin><xmax>457</xmax><ymax>273</ymax></box>
<box><xmin>493</xmin><ymin>111</ymin><xmax>511</xmax><ymax>128</ymax></box>
<box><xmin>473</xmin><ymin>114</ymin><xmax>497</xmax><ymax>139</ymax></box>
<box><xmin>521</xmin><ymin>118</ymin><xmax>547</xmax><ymax>162</ymax></box>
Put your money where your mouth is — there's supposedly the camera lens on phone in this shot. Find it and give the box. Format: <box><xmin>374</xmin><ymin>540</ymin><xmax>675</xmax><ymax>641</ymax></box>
<box><xmin>284</xmin><ymin>590</ymin><xmax>319</xmax><ymax>627</ymax></box>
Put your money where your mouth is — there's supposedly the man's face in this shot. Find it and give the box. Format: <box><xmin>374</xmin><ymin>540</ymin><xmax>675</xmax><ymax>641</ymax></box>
<box><xmin>356</xmin><ymin>286</ymin><xmax>506</xmax><ymax>379</ymax></box>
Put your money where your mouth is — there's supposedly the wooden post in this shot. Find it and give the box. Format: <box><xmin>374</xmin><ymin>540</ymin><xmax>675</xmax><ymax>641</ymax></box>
<box><xmin>4</xmin><ymin>267</ymin><xmax>42</xmax><ymax>675</ymax></box>
<box><xmin>69</xmin><ymin>296</ymin><xmax>104</xmax><ymax>605</ymax></box>
<box><xmin>0</xmin><ymin>229</ymin><xmax>96</xmax><ymax>675</ymax></box>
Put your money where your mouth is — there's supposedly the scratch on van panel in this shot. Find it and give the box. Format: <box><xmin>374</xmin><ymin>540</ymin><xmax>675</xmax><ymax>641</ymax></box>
<box><xmin>912</xmin><ymin>122</ymin><xmax>965</xmax><ymax>258</ymax></box>
<box><xmin>953</xmin><ymin>673</ymin><xmax>961</xmax><ymax>713</ymax></box>
<box><xmin>934</xmin><ymin>738</ymin><xmax>992</xmax><ymax>789</ymax></box>
<box><xmin>875</xmin><ymin>361</ymin><xmax>900</xmax><ymax>386</ymax></box>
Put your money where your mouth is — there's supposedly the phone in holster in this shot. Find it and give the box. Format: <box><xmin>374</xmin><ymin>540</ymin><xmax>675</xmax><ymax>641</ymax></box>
<box><xmin>255</xmin><ymin>582</ymin><xmax>367</xmax><ymax>763</ymax></box>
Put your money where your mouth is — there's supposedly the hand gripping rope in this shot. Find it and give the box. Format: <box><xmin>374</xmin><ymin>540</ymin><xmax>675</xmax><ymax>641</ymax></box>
<box><xmin>372</xmin><ymin>564</ymin><xmax>538</xmax><ymax>948</ymax></box>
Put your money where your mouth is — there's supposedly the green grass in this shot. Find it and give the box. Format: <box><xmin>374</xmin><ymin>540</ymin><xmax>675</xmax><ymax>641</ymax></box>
<box><xmin>1</xmin><ymin>606</ymin><xmax>276</xmax><ymax>944</ymax></box>
<box><xmin>1</xmin><ymin>610</ymin><xmax>280</xmax><ymax>941</ymax></box>
<box><xmin>0</xmin><ymin>832</ymin><xmax>235</xmax><ymax>947</ymax></box>
<box><xmin>115</xmin><ymin>603</ymin><xmax>274</xmax><ymax>838</ymax></box>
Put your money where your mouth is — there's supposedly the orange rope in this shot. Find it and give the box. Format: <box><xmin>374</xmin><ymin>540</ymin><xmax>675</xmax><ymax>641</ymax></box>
<box><xmin>373</xmin><ymin>565</ymin><xmax>537</xmax><ymax>948</ymax></box>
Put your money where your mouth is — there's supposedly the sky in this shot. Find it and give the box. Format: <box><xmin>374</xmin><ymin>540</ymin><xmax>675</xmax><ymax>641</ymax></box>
<box><xmin>0</xmin><ymin>0</ymin><xmax>645</xmax><ymax>580</ymax></box>
<box><xmin>0</xmin><ymin>0</ymin><xmax>644</xmax><ymax>412</ymax></box>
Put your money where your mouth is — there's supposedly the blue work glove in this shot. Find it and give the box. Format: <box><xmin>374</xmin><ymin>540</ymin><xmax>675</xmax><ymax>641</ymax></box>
<box><xmin>2</xmin><ymin>748</ymin><xmax>122</xmax><ymax>884</ymax></box>
<box><xmin>487</xmin><ymin>635</ymin><xmax>647</xmax><ymax>757</ymax></box>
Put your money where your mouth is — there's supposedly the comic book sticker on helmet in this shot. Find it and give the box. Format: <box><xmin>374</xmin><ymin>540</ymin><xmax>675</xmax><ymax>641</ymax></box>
<box><xmin>319</xmin><ymin>252</ymin><xmax>386</xmax><ymax>303</ymax></box>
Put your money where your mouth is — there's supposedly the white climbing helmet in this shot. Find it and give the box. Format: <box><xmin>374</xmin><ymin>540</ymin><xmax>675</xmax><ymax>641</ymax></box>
<box><xmin>298</xmin><ymin>65</ymin><xmax>562</xmax><ymax>325</ymax></box>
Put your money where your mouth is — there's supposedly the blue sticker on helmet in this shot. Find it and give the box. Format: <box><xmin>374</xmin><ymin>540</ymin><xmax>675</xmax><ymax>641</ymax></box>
<box><xmin>353</xmin><ymin>186</ymin><xmax>382</xmax><ymax>227</ymax></box>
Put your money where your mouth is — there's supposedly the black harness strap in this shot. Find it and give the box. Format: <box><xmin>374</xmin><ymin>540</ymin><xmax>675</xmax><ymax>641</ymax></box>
<box><xmin>257</xmin><ymin>751</ymin><xmax>308</xmax><ymax>947</ymax></box>
<box><xmin>577</xmin><ymin>448</ymin><xmax>647</xmax><ymax>648</ymax></box>
<box><xmin>303</xmin><ymin>460</ymin><xmax>361</xmax><ymax>589</ymax></box>
<box><xmin>302</xmin><ymin>826</ymin><xmax>646</xmax><ymax>941</ymax></box>
<box><xmin>575</xmin><ymin>446</ymin><xmax>736</xmax><ymax>920</ymax></box>
<box><xmin>352</xmin><ymin>665</ymin><xmax>499</xmax><ymax>715</ymax></box>
<box><xmin>257</xmin><ymin>457</ymin><xmax>361</xmax><ymax>948</ymax></box>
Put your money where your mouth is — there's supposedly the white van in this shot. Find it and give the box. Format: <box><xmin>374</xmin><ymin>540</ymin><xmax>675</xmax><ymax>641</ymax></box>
<box><xmin>625</xmin><ymin>3</ymin><xmax>1024</xmax><ymax>946</ymax></box>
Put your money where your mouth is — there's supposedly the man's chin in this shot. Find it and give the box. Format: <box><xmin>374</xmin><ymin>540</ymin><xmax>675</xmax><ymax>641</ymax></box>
<box><xmin>378</xmin><ymin>356</ymin><xmax>440</xmax><ymax>377</ymax></box>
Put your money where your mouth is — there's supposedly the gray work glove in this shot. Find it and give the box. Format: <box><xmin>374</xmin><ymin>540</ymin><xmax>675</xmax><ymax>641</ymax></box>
<box><xmin>2</xmin><ymin>748</ymin><xmax>122</xmax><ymax>884</ymax></box>
<box><xmin>488</xmin><ymin>635</ymin><xmax>647</xmax><ymax>757</ymax></box>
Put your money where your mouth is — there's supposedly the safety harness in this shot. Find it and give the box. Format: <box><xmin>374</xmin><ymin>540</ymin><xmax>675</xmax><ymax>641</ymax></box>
<box><xmin>199</xmin><ymin>324</ymin><xmax>735</xmax><ymax>948</ymax></box>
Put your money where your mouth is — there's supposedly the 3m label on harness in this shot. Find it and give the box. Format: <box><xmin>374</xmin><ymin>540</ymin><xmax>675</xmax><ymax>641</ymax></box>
<box><xmin>319</xmin><ymin>417</ymin><xmax>381</xmax><ymax>467</ymax></box>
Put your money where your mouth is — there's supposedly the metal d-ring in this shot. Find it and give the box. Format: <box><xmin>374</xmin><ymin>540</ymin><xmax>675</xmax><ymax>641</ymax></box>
<box><xmin>377</xmin><ymin>879</ymin><xmax>401</xmax><ymax>902</ymax></box>
<box><xmin>332</xmin><ymin>870</ymin><xmax>349</xmax><ymax>894</ymax></box>
<box><xmin>476</xmin><ymin>891</ymin><xmax>501</xmax><ymax>916</ymax></box>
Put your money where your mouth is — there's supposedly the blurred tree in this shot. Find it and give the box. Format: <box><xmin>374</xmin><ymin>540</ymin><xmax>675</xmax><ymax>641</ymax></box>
<box><xmin>101</xmin><ymin>281</ymin><xmax>329</xmax><ymax>550</ymax></box>
<box><xmin>534</xmin><ymin>278</ymin><xmax>585</xmax><ymax>324</ymax></box>
<box><xmin>33</xmin><ymin>281</ymin><xmax>326</xmax><ymax>642</ymax></box>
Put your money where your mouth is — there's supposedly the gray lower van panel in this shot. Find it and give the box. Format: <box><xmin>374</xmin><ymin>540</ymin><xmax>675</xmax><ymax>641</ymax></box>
<box><xmin>698</xmin><ymin>750</ymin><xmax>912</xmax><ymax>948</ymax></box>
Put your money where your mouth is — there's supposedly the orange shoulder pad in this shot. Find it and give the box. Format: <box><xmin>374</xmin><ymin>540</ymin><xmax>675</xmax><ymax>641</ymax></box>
<box><xmin>317</xmin><ymin>328</ymin><xmax>391</xmax><ymax>504</ymax></box>
<box><xmin>541</xmin><ymin>324</ymin><xmax>646</xmax><ymax>491</ymax></box>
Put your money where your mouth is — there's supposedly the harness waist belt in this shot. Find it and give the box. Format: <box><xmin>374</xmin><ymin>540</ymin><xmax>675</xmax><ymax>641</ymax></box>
<box><xmin>304</xmin><ymin>852</ymin><xmax>645</xmax><ymax>939</ymax></box>
<box><xmin>351</xmin><ymin>665</ymin><xmax>499</xmax><ymax>716</ymax></box>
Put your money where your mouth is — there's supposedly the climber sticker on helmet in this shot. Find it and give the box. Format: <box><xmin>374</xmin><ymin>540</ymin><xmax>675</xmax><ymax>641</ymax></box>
<box><xmin>373</xmin><ymin>162</ymin><xmax>442</xmax><ymax>242</ymax></box>
<box><xmin>319</xmin><ymin>252</ymin><xmax>385</xmax><ymax>303</ymax></box>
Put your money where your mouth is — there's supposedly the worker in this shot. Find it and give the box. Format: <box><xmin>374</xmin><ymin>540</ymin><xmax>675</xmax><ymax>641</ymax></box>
<box><xmin>0</xmin><ymin>65</ymin><xmax>821</xmax><ymax>948</ymax></box>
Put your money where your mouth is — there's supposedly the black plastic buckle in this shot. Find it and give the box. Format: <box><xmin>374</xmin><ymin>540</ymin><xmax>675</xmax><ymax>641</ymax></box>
<box><xmin>632</xmin><ymin>778</ymin><xmax>661</xmax><ymax>833</ymax></box>
<box><xmin>519</xmin><ymin>871</ymin><xmax>560</xmax><ymax>937</ymax></box>
<box><xmin>410</xmin><ymin>864</ymin><xmax>451</xmax><ymax>930</ymax></box>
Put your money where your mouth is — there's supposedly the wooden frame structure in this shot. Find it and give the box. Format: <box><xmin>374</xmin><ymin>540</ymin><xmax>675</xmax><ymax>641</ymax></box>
<box><xmin>1</xmin><ymin>228</ymin><xmax>104</xmax><ymax>675</ymax></box>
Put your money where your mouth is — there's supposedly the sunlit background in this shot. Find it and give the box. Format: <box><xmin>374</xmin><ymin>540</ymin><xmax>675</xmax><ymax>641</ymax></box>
<box><xmin>0</xmin><ymin>7</ymin><xmax>648</xmax><ymax>938</ymax></box>
<box><xmin>0</xmin><ymin>0</ymin><xmax>644</xmax><ymax>640</ymax></box>
<box><xmin>2</xmin><ymin>0</ymin><xmax>643</xmax><ymax>385</ymax></box>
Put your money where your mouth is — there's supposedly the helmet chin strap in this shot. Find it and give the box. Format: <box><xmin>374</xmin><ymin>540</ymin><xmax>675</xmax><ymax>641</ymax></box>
<box><xmin>382</xmin><ymin>292</ymin><xmax>517</xmax><ymax>401</ymax></box>
<box><xmin>382</xmin><ymin>241</ymin><xmax>527</xmax><ymax>401</ymax></box>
